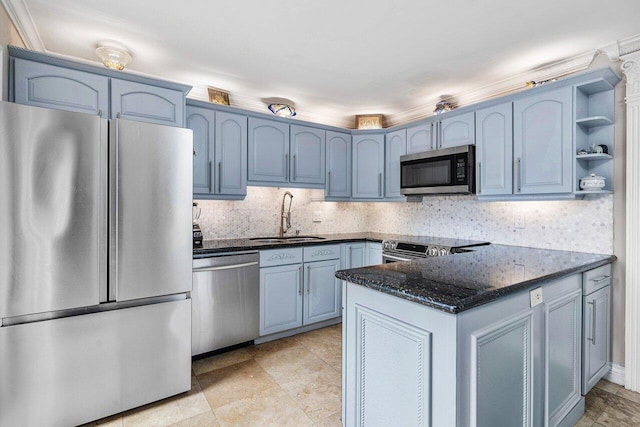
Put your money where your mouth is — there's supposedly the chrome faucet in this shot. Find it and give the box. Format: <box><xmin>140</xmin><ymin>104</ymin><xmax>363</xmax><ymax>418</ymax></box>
<box><xmin>279</xmin><ymin>191</ymin><xmax>294</xmax><ymax>238</ymax></box>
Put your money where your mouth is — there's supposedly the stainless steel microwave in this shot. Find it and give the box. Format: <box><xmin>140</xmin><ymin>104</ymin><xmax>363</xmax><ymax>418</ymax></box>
<box><xmin>400</xmin><ymin>145</ymin><xmax>475</xmax><ymax>195</ymax></box>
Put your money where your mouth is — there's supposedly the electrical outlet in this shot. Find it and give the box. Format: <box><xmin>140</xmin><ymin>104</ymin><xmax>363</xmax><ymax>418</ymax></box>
<box><xmin>529</xmin><ymin>287</ymin><xmax>543</xmax><ymax>307</ymax></box>
<box><xmin>514</xmin><ymin>264</ymin><xmax>525</xmax><ymax>280</ymax></box>
<box><xmin>515</xmin><ymin>212</ymin><xmax>525</xmax><ymax>229</ymax></box>
<box><xmin>312</xmin><ymin>211</ymin><xmax>322</xmax><ymax>223</ymax></box>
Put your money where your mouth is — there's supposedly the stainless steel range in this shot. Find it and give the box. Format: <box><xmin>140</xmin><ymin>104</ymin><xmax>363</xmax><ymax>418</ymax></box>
<box><xmin>381</xmin><ymin>237</ymin><xmax>489</xmax><ymax>263</ymax></box>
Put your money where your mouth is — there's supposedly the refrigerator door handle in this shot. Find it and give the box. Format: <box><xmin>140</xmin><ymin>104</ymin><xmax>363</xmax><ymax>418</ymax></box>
<box><xmin>108</xmin><ymin>119</ymin><xmax>119</xmax><ymax>302</ymax></box>
<box><xmin>98</xmin><ymin>118</ymin><xmax>109</xmax><ymax>303</ymax></box>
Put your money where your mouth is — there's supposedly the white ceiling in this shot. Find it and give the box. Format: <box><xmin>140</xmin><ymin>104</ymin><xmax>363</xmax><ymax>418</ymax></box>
<box><xmin>10</xmin><ymin>0</ymin><xmax>640</xmax><ymax>127</ymax></box>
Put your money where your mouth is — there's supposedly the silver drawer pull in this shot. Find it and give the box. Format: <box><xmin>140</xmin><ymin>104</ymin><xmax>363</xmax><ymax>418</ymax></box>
<box><xmin>587</xmin><ymin>300</ymin><xmax>597</xmax><ymax>345</ymax></box>
<box><xmin>591</xmin><ymin>275</ymin><xmax>611</xmax><ymax>284</ymax></box>
<box><xmin>193</xmin><ymin>261</ymin><xmax>259</xmax><ymax>273</ymax></box>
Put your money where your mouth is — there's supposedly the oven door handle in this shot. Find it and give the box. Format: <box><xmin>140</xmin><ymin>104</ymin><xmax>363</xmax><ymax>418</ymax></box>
<box><xmin>383</xmin><ymin>253</ymin><xmax>412</xmax><ymax>262</ymax></box>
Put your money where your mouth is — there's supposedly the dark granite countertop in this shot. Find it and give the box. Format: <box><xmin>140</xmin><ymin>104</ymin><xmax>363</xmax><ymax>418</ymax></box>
<box><xmin>335</xmin><ymin>244</ymin><xmax>616</xmax><ymax>314</ymax></box>
<box><xmin>194</xmin><ymin>232</ymin><xmax>396</xmax><ymax>257</ymax></box>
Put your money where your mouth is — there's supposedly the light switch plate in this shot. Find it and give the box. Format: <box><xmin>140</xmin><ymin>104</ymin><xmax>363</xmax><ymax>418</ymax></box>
<box><xmin>312</xmin><ymin>211</ymin><xmax>322</xmax><ymax>223</ymax></box>
<box><xmin>515</xmin><ymin>213</ymin><xmax>525</xmax><ymax>229</ymax></box>
<box><xmin>530</xmin><ymin>287</ymin><xmax>543</xmax><ymax>307</ymax></box>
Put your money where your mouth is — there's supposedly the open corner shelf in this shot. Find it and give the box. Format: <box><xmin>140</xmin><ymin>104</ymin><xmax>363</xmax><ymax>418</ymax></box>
<box><xmin>576</xmin><ymin>153</ymin><xmax>613</xmax><ymax>161</ymax></box>
<box><xmin>576</xmin><ymin>116</ymin><xmax>613</xmax><ymax>128</ymax></box>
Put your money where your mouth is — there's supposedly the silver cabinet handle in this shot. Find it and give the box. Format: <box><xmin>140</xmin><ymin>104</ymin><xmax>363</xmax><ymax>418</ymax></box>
<box><xmin>298</xmin><ymin>265</ymin><xmax>303</xmax><ymax>295</ymax></box>
<box><xmin>516</xmin><ymin>158</ymin><xmax>522</xmax><ymax>193</ymax></box>
<box><xmin>98</xmin><ymin>109</ymin><xmax>103</xmax><ymax>117</ymax></box>
<box><xmin>209</xmin><ymin>161</ymin><xmax>212</xmax><ymax>191</ymax></box>
<box><xmin>592</xmin><ymin>275</ymin><xmax>611</xmax><ymax>284</ymax></box>
<box><xmin>587</xmin><ymin>300</ymin><xmax>597</xmax><ymax>345</ymax></box>
<box><xmin>193</xmin><ymin>261</ymin><xmax>259</xmax><ymax>273</ymax></box>
<box><xmin>285</xmin><ymin>153</ymin><xmax>289</xmax><ymax>180</ymax></box>
<box><xmin>218</xmin><ymin>162</ymin><xmax>222</xmax><ymax>193</ymax></box>
<box><xmin>378</xmin><ymin>173</ymin><xmax>382</xmax><ymax>197</ymax></box>
<box><xmin>478</xmin><ymin>162</ymin><xmax>482</xmax><ymax>194</ymax></box>
<box><xmin>327</xmin><ymin>171</ymin><xmax>331</xmax><ymax>195</ymax></box>
<box><xmin>293</xmin><ymin>154</ymin><xmax>297</xmax><ymax>181</ymax></box>
<box><xmin>307</xmin><ymin>265</ymin><xmax>311</xmax><ymax>293</ymax></box>
<box><xmin>430</xmin><ymin>122</ymin><xmax>434</xmax><ymax>150</ymax></box>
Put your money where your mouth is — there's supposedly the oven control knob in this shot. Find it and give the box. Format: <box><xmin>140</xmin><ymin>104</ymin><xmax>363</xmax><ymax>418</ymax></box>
<box><xmin>439</xmin><ymin>248</ymin><xmax>449</xmax><ymax>257</ymax></box>
<box><xmin>428</xmin><ymin>247</ymin><xmax>439</xmax><ymax>257</ymax></box>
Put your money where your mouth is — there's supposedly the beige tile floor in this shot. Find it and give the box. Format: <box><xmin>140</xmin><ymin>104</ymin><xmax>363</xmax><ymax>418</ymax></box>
<box><xmin>84</xmin><ymin>323</ymin><xmax>639</xmax><ymax>427</ymax></box>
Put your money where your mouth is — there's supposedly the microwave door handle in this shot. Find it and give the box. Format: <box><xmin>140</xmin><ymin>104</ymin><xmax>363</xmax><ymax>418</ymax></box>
<box><xmin>430</xmin><ymin>122</ymin><xmax>434</xmax><ymax>151</ymax></box>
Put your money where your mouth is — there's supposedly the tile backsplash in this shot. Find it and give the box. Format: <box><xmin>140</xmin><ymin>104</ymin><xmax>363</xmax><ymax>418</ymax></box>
<box><xmin>195</xmin><ymin>187</ymin><xmax>614</xmax><ymax>254</ymax></box>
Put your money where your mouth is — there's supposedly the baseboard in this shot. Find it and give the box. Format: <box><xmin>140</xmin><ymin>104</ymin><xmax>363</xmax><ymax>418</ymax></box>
<box><xmin>604</xmin><ymin>363</ymin><xmax>625</xmax><ymax>385</ymax></box>
<box><xmin>255</xmin><ymin>317</ymin><xmax>341</xmax><ymax>344</ymax></box>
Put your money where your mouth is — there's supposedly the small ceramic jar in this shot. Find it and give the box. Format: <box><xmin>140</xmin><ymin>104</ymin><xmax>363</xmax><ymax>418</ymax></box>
<box><xmin>579</xmin><ymin>173</ymin><xmax>606</xmax><ymax>191</ymax></box>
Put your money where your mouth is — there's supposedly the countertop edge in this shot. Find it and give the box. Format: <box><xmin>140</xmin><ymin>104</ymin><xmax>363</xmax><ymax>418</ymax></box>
<box><xmin>335</xmin><ymin>255</ymin><xmax>617</xmax><ymax>314</ymax></box>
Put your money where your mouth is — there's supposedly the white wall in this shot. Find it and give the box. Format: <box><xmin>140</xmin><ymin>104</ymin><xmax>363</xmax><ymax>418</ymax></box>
<box><xmin>0</xmin><ymin>5</ymin><xmax>25</xmax><ymax>101</ymax></box>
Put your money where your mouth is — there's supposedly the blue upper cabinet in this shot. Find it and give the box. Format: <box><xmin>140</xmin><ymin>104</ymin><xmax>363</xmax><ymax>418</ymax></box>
<box><xmin>187</xmin><ymin>102</ymin><xmax>247</xmax><ymax>199</ymax></box>
<box><xmin>215</xmin><ymin>111</ymin><xmax>247</xmax><ymax>196</ymax></box>
<box><xmin>290</xmin><ymin>125</ymin><xmax>326</xmax><ymax>186</ymax></box>
<box><xmin>13</xmin><ymin>58</ymin><xmax>109</xmax><ymax>117</ymax></box>
<box><xmin>406</xmin><ymin>122</ymin><xmax>434</xmax><ymax>154</ymax></box>
<box><xmin>9</xmin><ymin>49</ymin><xmax>190</xmax><ymax>126</ymax></box>
<box><xmin>476</xmin><ymin>102</ymin><xmax>513</xmax><ymax>196</ymax></box>
<box><xmin>352</xmin><ymin>134</ymin><xmax>385</xmax><ymax>199</ymax></box>
<box><xmin>325</xmin><ymin>131</ymin><xmax>351</xmax><ymax>199</ymax></box>
<box><xmin>385</xmin><ymin>129</ymin><xmax>407</xmax><ymax>199</ymax></box>
<box><xmin>438</xmin><ymin>111</ymin><xmax>475</xmax><ymax>149</ymax></box>
<box><xmin>248</xmin><ymin>117</ymin><xmax>290</xmax><ymax>184</ymax></box>
<box><xmin>513</xmin><ymin>86</ymin><xmax>573</xmax><ymax>194</ymax></box>
<box><xmin>248</xmin><ymin>119</ymin><xmax>325</xmax><ymax>188</ymax></box>
<box><xmin>186</xmin><ymin>106</ymin><xmax>214</xmax><ymax>195</ymax></box>
<box><xmin>111</xmin><ymin>79</ymin><xmax>185</xmax><ymax>127</ymax></box>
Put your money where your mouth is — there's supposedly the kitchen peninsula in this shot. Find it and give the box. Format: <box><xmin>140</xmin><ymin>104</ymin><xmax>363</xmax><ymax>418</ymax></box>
<box><xmin>336</xmin><ymin>244</ymin><xmax>615</xmax><ymax>427</ymax></box>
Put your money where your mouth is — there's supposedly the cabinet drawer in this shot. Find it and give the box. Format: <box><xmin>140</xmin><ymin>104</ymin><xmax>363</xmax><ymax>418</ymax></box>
<box><xmin>583</xmin><ymin>264</ymin><xmax>612</xmax><ymax>295</ymax></box>
<box><xmin>260</xmin><ymin>247</ymin><xmax>303</xmax><ymax>267</ymax></box>
<box><xmin>304</xmin><ymin>244</ymin><xmax>341</xmax><ymax>262</ymax></box>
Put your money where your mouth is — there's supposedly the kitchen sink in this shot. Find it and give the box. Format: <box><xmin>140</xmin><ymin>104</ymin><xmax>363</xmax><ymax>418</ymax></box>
<box><xmin>250</xmin><ymin>236</ymin><xmax>326</xmax><ymax>243</ymax></box>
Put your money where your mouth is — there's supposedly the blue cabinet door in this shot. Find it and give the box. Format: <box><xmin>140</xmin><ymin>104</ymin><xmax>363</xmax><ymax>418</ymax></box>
<box><xmin>186</xmin><ymin>106</ymin><xmax>214</xmax><ymax>195</ymax></box>
<box><xmin>439</xmin><ymin>111</ymin><xmax>475</xmax><ymax>149</ymax></box>
<box><xmin>352</xmin><ymin>134</ymin><xmax>384</xmax><ymax>199</ymax></box>
<box><xmin>290</xmin><ymin>125</ymin><xmax>325</xmax><ymax>186</ymax></box>
<box><xmin>476</xmin><ymin>102</ymin><xmax>513</xmax><ymax>196</ymax></box>
<box><xmin>303</xmin><ymin>259</ymin><xmax>342</xmax><ymax>325</ymax></box>
<box><xmin>513</xmin><ymin>86</ymin><xmax>573</xmax><ymax>194</ymax></box>
<box><xmin>260</xmin><ymin>264</ymin><xmax>303</xmax><ymax>335</ymax></box>
<box><xmin>111</xmin><ymin>79</ymin><xmax>185</xmax><ymax>126</ymax></box>
<box><xmin>326</xmin><ymin>131</ymin><xmax>351</xmax><ymax>199</ymax></box>
<box><xmin>385</xmin><ymin>129</ymin><xmax>407</xmax><ymax>199</ymax></box>
<box><xmin>13</xmin><ymin>58</ymin><xmax>109</xmax><ymax>117</ymax></box>
<box><xmin>215</xmin><ymin>112</ymin><xmax>247</xmax><ymax>196</ymax></box>
<box><xmin>248</xmin><ymin>117</ymin><xmax>290</xmax><ymax>184</ymax></box>
<box><xmin>406</xmin><ymin>122</ymin><xmax>433</xmax><ymax>154</ymax></box>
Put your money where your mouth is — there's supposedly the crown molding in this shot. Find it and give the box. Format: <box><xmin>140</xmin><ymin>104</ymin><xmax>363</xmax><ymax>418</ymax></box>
<box><xmin>187</xmin><ymin>86</ymin><xmax>354</xmax><ymax>128</ymax></box>
<box><xmin>386</xmin><ymin>49</ymin><xmax>598</xmax><ymax>127</ymax></box>
<box><xmin>0</xmin><ymin>0</ymin><xmax>45</xmax><ymax>51</ymax></box>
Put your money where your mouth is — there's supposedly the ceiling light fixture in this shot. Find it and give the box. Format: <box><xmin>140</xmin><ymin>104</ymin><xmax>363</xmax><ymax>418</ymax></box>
<box><xmin>95</xmin><ymin>41</ymin><xmax>132</xmax><ymax>71</ymax></box>
<box><xmin>433</xmin><ymin>98</ymin><xmax>456</xmax><ymax>115</ymax></box>
<box><xmin>525</xmin><ymin>78</ymin><xmax>558</xmax><ymax>88</ymax></box>
<box><xmin>268</xmin><ymin>103</ymin><xmax>296</xmax><ymax>118</ymax></box>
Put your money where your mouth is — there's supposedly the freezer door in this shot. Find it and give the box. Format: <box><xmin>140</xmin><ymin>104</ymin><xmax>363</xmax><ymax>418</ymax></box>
<box><xmin>0</xmin><ymin>102</ymin><xmax>107</xmax><ymax>319</ymax></box>
<box><xmin>110</xmin><ymin>119</ymin><xmax>193</xmax><ymax>301</ymax></box>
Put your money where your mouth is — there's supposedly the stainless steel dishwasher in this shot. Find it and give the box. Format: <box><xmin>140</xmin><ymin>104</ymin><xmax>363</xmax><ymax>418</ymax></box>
<box><xmin>192</xmin><ymin>252</ymin><xmax>259</xmax><ymax>356</ymax></box>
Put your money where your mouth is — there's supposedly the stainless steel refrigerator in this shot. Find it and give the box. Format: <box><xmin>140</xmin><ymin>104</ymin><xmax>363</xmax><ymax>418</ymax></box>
<box><xmin>0</xmin><ymin>101</ymin><xmax>193</xmax><ymax>427</ymax></box>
